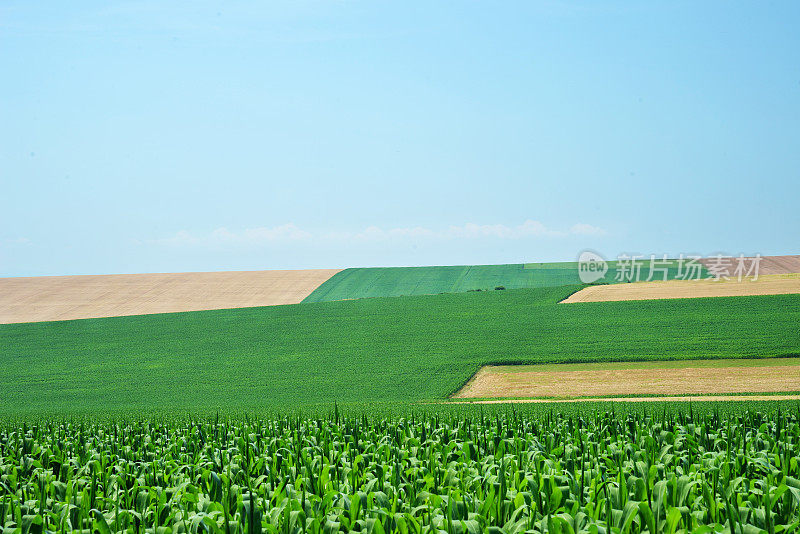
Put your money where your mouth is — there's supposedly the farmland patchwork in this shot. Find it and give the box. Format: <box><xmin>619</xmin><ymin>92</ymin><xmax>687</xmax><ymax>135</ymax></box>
<box><xmin>1</xmin><ymin>286</ymin><xmax>798</xmax><ymax>415</ymax></box>
<box><xmin>2</xmin><ymin>259</ymin><xmax>799</xmax><ymax>533</ymax></box>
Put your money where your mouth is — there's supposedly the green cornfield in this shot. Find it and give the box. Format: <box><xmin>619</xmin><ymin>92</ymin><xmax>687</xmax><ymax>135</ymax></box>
<box><xmin>2</xmin><ymin>408</ymin><xmax>800</xmax><ymax>533</ymax></box>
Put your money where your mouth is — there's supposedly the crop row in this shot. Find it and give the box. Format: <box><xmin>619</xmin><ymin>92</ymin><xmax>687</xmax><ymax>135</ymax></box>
<box><xmin>1</xmin><ymin>408</ymin><xmax>799</xmax><ymax>533</ymax></box>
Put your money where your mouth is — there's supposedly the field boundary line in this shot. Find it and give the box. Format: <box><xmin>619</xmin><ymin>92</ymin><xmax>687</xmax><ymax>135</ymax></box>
<box><xmin>437</xmin><ymin>394</ymin><xmax>800</xmax><ymax>404</ymax></box>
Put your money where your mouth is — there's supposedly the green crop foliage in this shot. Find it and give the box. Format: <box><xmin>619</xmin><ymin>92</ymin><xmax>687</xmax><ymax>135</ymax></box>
<box><xmin>303</xmin><ymin>261</ymin><xmax>706</xmax><ymax>303</ymax></box>
<box><xmin>1</xmin><ymin>286</ymin><xmax>797</xmax><ymax>416</ymax></box>
<box><xmin>1</xmin><ymin>408</ymin><xmax>800</xmax><ymax>534</ymax></box>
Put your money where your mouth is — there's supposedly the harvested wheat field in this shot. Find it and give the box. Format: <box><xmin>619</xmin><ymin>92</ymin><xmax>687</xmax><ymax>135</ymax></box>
<box><xmin>698</xmin><ymin>254</ymin><xmax>800</xmax><ymax>275</ymax></box>
<box><xmin>562</xmin><ymin>273</ymin><xmax>800</xmax><ymax>303</ymax></box>
<box><xmin>452</xmin><ymin>359</ymin><xmax>800</xmax><ymax>399</ymax></box>
<box><xmin>0</xmin><ymin>269</ymin><xmax>341</xmax><ymax>324</ymax></box>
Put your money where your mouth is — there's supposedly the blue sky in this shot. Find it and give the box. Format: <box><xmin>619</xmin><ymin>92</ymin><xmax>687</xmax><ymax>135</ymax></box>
<box><xmin>1</xmin><ymin>1</ymin><xmax>798</xmax><ymax>276</ymax></box>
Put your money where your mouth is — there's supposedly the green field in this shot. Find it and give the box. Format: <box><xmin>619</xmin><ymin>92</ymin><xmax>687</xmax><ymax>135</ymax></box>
<box><xmin>3</xmin><ymin>408</ymin><xmax>800</xmax><ymax>534</ymax></box>
<box><xmin>302</xmin><ymin>260</ymin><xmax>708</xmax><ymax>302</ymax></box>
<box><xmin>1</xmin><ymin>285</ymin><xmax>797</xmax><ymax>416</ymax></box>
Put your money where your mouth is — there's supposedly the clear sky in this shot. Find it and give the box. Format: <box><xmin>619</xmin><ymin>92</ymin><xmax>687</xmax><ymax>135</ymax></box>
<box><xmin>2</xmin><ymin>1</ymin><xmax>798</xmax><ymax>276</ymax></box>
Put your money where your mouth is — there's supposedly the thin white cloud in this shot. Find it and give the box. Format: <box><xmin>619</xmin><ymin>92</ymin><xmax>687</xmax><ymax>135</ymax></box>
<box><xmin>156</xmin><ymin>224</ymin><xmax>311</xmax><ymax>246</ymax></box>
<box><xmin>210</xmin><ymin>224</ymin><xmax>312</xmax><ymax>243</ymax></box>
<box><xmin>155</xmin><ymin>220</ymin><xmax>607</xmax><ymax>247</ymax></box>
<box><xmin>569</xmin><ymin>223</ymin><xmax>607</xmax><ymax>236</ymax></box>
<box><xmin>327</xmin><ymin>220</ymin><xmax>599</xmax><ymax>241</ymax></box>
<box><xmin>446</xmin><ymin>220</ymin><xmax>565</xmax><ymax>239</ymax></box>
<box><xmin>324</xmin><ymin>225</ymin><xmax>437</xmax><ymax>241</ymax></box>
<box><xmin>3</xmin><ymin>237</ymin><xmax>31</xmax><ymax>244</ymax></box>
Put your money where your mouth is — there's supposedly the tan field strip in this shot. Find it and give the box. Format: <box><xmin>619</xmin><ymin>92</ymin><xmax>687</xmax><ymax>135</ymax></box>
<box><xmin>452</xmin><ymin>359</ymin><xmax>800</xmax><ymax>400</ymax></box>
<box><xmin>0</xmin><ymin>269</ymin><xmax>341</xmax><ymax>324</ymax></box>
<box><xmin>448</xmin><ymin>395</ymin><xmax>800</xmax><ymax>404</ymax></box>
<box><xmin>698</xmin><ymin>255</ymin><xmax>800</xmax><ymax>276</ymax></box>
<box><xmin>562</xmin><ymin>273</ymin><xmax>800</xmax><ymax>303</ymax></box>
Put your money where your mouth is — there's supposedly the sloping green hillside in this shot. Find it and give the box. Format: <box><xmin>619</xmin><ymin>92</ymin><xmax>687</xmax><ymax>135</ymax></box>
<box><xmin>303</xmin><ymin>260</ymin><xmax>707</xmax><ymax>302</ymax></box>
<box><xmin>1</xmin><ymin>285</ymin><xmax>796</xmax><ymax>415</ymax></box>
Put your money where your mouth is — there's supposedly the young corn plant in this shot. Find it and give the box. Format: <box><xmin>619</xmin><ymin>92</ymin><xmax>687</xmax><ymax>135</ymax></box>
<box><xmin>0</xmin><ymin>410</ymin><xmax>799</xmax><ymax>533</ymax></box>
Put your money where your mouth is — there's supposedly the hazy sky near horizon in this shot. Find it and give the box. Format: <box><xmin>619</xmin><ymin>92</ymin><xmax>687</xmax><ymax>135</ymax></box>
<box><xmin>2</xmin><ymin>1</ymin><xmax>799</xmax><ymax>276</ymax></box>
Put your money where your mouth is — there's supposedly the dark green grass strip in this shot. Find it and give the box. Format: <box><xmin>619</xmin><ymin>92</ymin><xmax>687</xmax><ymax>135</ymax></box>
<box><xmin>1</xmin><ymin>285</ymin><xmax>797</xmax><ymax>415</ymax></box>
<box><xmin>482</xmin><ymin>358</ymin><xmax>800</xmax><ymax>373</ymax></box>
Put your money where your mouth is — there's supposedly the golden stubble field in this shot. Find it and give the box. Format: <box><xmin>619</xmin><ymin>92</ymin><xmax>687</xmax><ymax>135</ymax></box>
<box><xmin>0</xmin><ymin>269</ymin><xmax>341</xmax><ymax>324</ymax></box>
<box><xmin>452</xmin><ymin>359</ymin><xmax>800</xmax><ymax>401</ymax></box>
<box><xmin>562</xmin><ymin>273</ymin><xmax>800</xmax><ymax>303</ymax></box>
